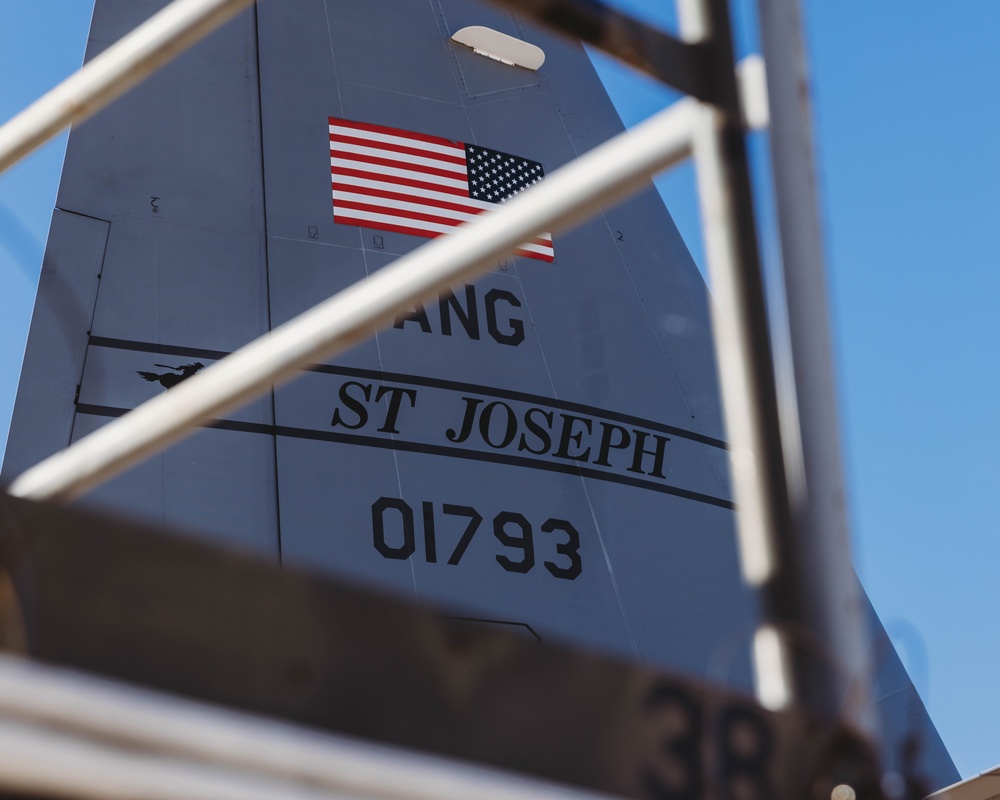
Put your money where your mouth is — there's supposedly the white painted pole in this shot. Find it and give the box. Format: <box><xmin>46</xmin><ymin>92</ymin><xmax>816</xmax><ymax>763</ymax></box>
<box><xmin>758</xmin><ymin>0</ymin><xmax>875</xmax><ymax>737</ymax></box>
<box><xmin>8</xmin><ymin>98</ymin><xmax>696</xmax><ymax>503</ymax></box>
<box><xmin>0</xmin><ymin>0</ymin><xmax>256</xmax><ymax>175</ymax></box>
<box><xmin>677</xmin><ymin>0</ymin><xmax>800</xmax><ymax>711</ymax></box>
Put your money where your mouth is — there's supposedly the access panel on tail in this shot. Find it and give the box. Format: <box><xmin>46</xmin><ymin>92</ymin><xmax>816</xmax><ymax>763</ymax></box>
<box><xmin>2</xmin><ymin>0</ymin><xmax>958</xmax><ymax>788</ymax></box>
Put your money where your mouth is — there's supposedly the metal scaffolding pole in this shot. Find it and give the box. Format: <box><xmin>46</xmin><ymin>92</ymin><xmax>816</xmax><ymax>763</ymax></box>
<box><xmin>678</xmin><ymin>0</ymin><xmax>874</xmax><ymax>741</ymax></box>
<box><xmin>0</xmin><ymin>655</ymin><xmax>614</xmax><ymax>800</ymax></box>
<box><xmin>758</xmin><ymin>0</ymin><xmax>875</xmax><ymax>734</ymax></box>
<box><xmin>677</xmin><ymin>0</ymin><xmax>801</xmax><ymax>713</ymax></box>
<box><xmin>2</xmin><ymin>0</ymin><xmax>876</xmax><ymax>763</ymax></box>
<box><xmin>0</xmin><ymin>0</ymin><xmax>255</xmax><ymax>174</ymax></box>
<box><xmin>484</xmin><ymin>0</ymin><xmax>719</xmax><ymax>102</ymax></box>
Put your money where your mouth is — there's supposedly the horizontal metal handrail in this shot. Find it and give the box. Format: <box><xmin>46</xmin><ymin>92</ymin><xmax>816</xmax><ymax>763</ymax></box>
<box><xmin>0</xmin><ymin>655</ymin><xmax>616</xmax><ymax>800</ymax></box>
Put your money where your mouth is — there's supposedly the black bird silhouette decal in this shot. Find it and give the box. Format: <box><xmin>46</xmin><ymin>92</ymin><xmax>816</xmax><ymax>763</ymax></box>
<box><xmin>136</xmin><ymin>362</ymin><xmax>205</xmax><ymax>389</ymax></box>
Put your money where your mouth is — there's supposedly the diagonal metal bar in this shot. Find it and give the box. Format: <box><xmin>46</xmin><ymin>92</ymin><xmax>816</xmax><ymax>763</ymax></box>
<box><xmin>8</xmin><ymin>98</ymin><xmax>697</xmax><ymax>503</ymax></box>
<box><xmin>0</xmin><ymin>0</ymin><xmax>255</xmax><ymax>175</ymax></box>
<box><xmin>488</xmin><ymin>0</ymin><xmax>721</xmax><ymax>104</ymax></box>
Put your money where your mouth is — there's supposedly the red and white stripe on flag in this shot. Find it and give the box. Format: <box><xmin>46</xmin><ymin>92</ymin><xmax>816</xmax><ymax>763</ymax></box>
<box><xmin>329</xmin><ymin>117</ymin><xmax>554</xmax><ymax>263</ymax></box>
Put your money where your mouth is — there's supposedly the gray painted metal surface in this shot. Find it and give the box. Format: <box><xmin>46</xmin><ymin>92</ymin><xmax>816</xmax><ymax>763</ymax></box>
<box><xmin>2</xmin><ymin>0</ymin><xmax>957</xmax><ymax>789</ymax></box>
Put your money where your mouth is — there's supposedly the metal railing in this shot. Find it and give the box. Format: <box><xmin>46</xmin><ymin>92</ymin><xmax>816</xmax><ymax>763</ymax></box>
<box><xmin>0</xmin><ymin>0</ymin><xmax>875</xmax><ymax>780</ymax></box>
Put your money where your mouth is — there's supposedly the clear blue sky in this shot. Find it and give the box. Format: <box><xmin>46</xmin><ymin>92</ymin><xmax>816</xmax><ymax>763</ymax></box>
<box><xmin>2</xmin><ymin>0</ymin><xmax>998</xmax><ymax>781</ymax></box>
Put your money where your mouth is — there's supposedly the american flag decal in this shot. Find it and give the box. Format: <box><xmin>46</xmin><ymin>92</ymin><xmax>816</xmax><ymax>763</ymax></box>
<box><xmin>329</xmin><ymin>117</ymin><xmax>554</xmax><ymax>262</ymax></box>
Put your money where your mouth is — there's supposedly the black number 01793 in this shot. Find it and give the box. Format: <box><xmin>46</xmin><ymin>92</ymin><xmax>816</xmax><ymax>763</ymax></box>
<box><xmin>371</xmin><ymin>497</ymin><xmax>582</xmax><ymax>580</ymax></box>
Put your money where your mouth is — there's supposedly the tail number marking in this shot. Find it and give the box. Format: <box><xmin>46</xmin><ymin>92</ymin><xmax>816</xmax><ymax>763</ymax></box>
<box><xmin>371</xmin><ymin>498</ymin><xmax>582</xmax><ymax>580</ymax></box>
